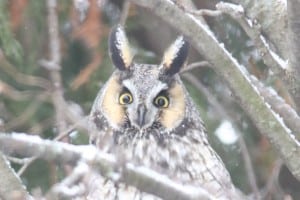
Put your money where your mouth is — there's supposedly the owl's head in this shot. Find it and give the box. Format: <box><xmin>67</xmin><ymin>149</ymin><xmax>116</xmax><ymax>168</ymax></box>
<box><xmin>97</xmin><ymin>25</ymin><xmax>189</xmax><ymax>133</ymax></box>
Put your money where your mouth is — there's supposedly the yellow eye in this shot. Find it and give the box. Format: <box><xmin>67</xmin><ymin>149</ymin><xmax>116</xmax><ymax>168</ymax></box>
<box><xmin>154</xmin><ymin>95</ymin><xmax>169</xmax><ymax>108</ymax></box>
<box><xmin>119</xmin><ymin>92</ymin><xmax>133</xmax><ymax>105</ymax></box>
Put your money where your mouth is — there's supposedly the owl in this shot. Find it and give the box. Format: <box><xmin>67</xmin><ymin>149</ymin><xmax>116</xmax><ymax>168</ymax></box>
<box><xmin>88</xmin><ymin>25</ymin><xmax>239</xmax><ymax>200</ymax></box>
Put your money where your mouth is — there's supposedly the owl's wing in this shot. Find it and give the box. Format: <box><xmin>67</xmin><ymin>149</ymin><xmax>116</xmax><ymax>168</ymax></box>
<box><xmin>181</xmin><ymin>128</ymin><xmax>244</xmax><ymax>199</ymax></box>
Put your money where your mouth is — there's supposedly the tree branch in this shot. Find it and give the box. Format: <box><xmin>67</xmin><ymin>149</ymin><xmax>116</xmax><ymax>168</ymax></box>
<box><xmin>0</xmin><ymin>133</ymin><xmax>215</xmax><ymax>200</ymax></box>
<box><xmin>130</xmin><ymin>0</ymin><xmax>300</xmax><ymax>181</ymax></box>
<box><xmin>45</xmin><ymin>0</ymin><xmax>67</xmax><ymax>134</ymax></box>
<box><xmin>251</xmin><ymin>77</ymin><xmax>300</xmax><ymax>140</ymax></box>
<box><xmin>231</xmin><ymin>0</ymin><xmax>300</xmax><ymax>111</ymax></box>
<box><xmin>231</xmin><ymin>0</ymin><xmax>287</xmax><ymax>59</ymax></box>
<box><xmin>216</xmin><ymin>2</ymin><xmax>287</xmax><ymax>78</ymax></box>
<box><xmin>287</xmin><ymin>0</ymin><xmax>300</xmax><ymax>111</ymax></box>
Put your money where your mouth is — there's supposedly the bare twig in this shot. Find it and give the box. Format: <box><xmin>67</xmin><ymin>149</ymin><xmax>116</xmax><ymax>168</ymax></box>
<box><xmin>237</xmin><ymin>135</ymin><xmax>260</xmax><ymax>198</ymax></box>
<box><xmin>54</xmin><ymin>116</ymin><xmax>88</xmax><ymax>141</ymax></box>
<box><xmin>46</xmin><ymin>162</ymin><xmax>87</xmax><ymax>199</ymax></box>
<box><xmin>17</xmin><ymin>157</ymin><xmax>37</xmax><ymax>176</ymax></box>
<box><xmin>0</xmin><ymin>80</ymin><xmax>40</xmax><ymax>101</ymax></box>
<box><xmin>64</xmin><ymin>104</ymin><xmax>89</xmax><ymax>134</ymax></box>
<box><xmin>0</xmin><ymin>133</ymin><xmax>215</xmax><ymax>200</ymax></box>
<box><xmin>262</xmin><ymin>159</ymin><xmax>283</xmax><ymax>199</ymax></box>
<box><xmin>131</xmin><ymin>0</ymin><xmax>300</xmax><ymax>181</ymax></box>
<box><xmin>6</xmin><ymin>156</ymin><xmax>31</xmax><ymax>165</ymax></box>
<box><xmin>180</xmin><ymin>61</ymin><xmax>211</xmax><ymax>73</ymax></box>
<box><xmin>0</xmin><ymin>52</ymin><xmax>51</xmax><ymax>90</ymax></box>
<box><xmin>120</xmin><ymin>0</ymin><xmax>131</xmax><ymax>26</ymax></box>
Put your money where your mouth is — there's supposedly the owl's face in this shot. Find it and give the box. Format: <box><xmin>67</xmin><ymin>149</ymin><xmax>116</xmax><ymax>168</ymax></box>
<box><xmin>95</xmin><ymin>25</ymin><xmax>189</xmax><ymax>134</ymax></box>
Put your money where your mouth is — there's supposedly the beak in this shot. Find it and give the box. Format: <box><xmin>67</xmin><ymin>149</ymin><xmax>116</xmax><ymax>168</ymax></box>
<box><xmin>136</xmin><ymin>104</ymin><xmax>147</xmax><ymax>128</ymax></box>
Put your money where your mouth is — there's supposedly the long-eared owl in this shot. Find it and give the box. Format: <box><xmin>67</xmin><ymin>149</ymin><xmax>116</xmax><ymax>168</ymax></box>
<box><xmin>88</xmin><ymin>25</ymin><xmax>239</xmax><ymax>199</ymax></box>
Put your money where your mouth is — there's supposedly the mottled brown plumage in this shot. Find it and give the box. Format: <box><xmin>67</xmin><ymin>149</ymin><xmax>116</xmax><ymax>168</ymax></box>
<box><xmin>88</xmin><ymin>25</ymin><xmax>238</xmax><ymax>199</ymax></box>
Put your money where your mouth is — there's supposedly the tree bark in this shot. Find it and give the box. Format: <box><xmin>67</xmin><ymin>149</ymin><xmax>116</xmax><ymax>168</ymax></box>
<box><xmin>287</xmin><ymin>0</ymin><xmax>300</xmax><ymax>111</ymax></box>
<box><xmin>0</xmin><ymin>153</ymin><xmax>32</xmax><ymax>200</ymax></box>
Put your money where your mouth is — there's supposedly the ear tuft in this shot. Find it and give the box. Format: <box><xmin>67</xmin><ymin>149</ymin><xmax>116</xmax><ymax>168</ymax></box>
<box><xmin>109</xmin><ymin>25</ymin><xmax>133</xmax><ymax>70</ymax></box>
<box><xmin>161</xmin><ymin>36</ymin><xmax>189</xmax><ymax>75</ymax></box>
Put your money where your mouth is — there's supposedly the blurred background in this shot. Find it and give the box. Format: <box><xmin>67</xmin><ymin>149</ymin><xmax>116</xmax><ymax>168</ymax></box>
<box><xmin>0</xmin><ymin>0</ymin><xmax>298</xmax><ymax>199</ymax></box>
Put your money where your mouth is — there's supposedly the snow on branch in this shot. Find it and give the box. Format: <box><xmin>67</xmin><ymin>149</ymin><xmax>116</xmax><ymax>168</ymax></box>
<box><xmin>130</xmin><ymin>0</ymin><xmax>300</xmax><ymax>181</ymax></box>
<box><xmin>251</xmin><ymin>77</ymin><xmax>300</xmax><ymax>141</ymax></box>
<box><xmin>0</xmin><ymin>133</ymin><xmax>215</xmax><ymax>200</ymax></box>
<box><xmin>216</xmin><ymin>2</ymin><xmax>288</xmax><ymax>77</ymax></box>
<box><xmin>226</xmin><ymin>0</ymin><xmax>300</xmax><ymax>111</ymax></box>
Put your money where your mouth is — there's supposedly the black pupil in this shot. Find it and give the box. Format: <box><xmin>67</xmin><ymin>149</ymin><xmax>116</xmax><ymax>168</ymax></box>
<box><xmin>157</xmin><ymin>98</ymin><xmax>165</xmax><ymax>107</ymax></box>
<box><xmin>123</xmin><ymin>94</ymin><xmax>130</xmax><ymax>103</ymax></box>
